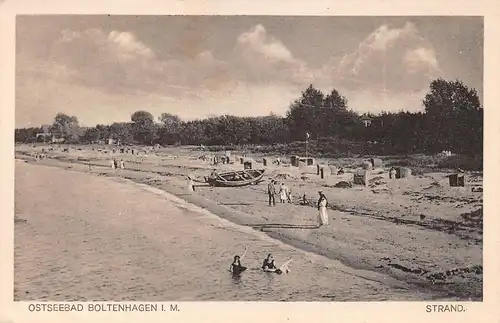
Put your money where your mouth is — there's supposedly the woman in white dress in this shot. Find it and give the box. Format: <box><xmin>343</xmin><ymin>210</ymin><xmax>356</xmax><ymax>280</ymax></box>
<box><xmin>317</xmin><ymin>191</ymin><xmax>329</xmax><ymax>226</ymax></box>
<box><xmin>279</xmin><ymin>183</ymin><xmax>287</xmax><ymax>203</ymax></box>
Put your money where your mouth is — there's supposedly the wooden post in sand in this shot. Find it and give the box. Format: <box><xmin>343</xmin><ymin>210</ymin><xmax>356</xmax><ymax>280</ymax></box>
<box><xmin>370</xmin><ymin>158</ymin><xmax>383</xmax><ymax>168</ymax></box>
<box><xmin>243</xmin><ymin>161</ymin><xmax>252</xmax><ymax>170</ymax></box>
<box><xmin>396</xmin><ymin>167</ymin><xmax>412</xmax><ymax>179</ymax></box>
<box><xmin>362</xmin><ymin>161</ymin><xmax>372</xmax><ymax>170</ymax></box>
<box><xmin>449</xmin><ymin>173</ymin><xmax>465</xmax><ymax>187</ymax></box>
<box><xmin>320</xmin><ymin>166</ymin><xmax>327</xmax><ymax>179</ymax></box>
<box><xmin>353</xmin><ymin>171</ymin><xmax>368</xmax><ymax>187</ymax></box>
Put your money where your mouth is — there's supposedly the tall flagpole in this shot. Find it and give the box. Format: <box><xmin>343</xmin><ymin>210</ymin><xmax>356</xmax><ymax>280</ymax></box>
<box><xmin>306</xmin><ymin>137</ymin><xmax>308</xmax><ymax>158</ymax></box>
<box><xmin>305</xmin><ymin>132</ymin><xmax>309</xmax><ymax>158</ymax></box>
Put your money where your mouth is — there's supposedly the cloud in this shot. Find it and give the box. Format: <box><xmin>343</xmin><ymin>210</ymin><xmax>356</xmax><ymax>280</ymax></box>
<box><xmin>326</xmin><ymin>22</ymin><xmax>442</xmax><ymax>93</ymax></box>
<box><xmin>107</xmin><ymin>31</ymin><xmax>155</xmax><ymax>61</ymax></box>
<box><xmin>21</xmin><ymin>24</ymin><xmax>315</xmax><ymax>100</ymax></box>
<box><xmin>342</xmin><ymin>88</ymin><xmax>428</xmax><ymax>114</ymax></box>
<box><xmin>45</xmin><ymin>28</ymin><xmax>163</xmax><ymax>94</ymax></box>
<box><xmin>236</xmin><ymin>24</ymin><xmax>294</xmax><ymax>62</ymax></box>
<box><xmin>16</xmin><ymin>21</ymin><xmax>448</xmax><ymax>127</ymax></box>
<box><xmin>403</xmin><ymin>47</ymin><xmax>439</xmax><ymax>74</ymax></box>
<box><xmin>15</xmin><ymin>76</ymin><xmax>298</xmax><ymax>127</ymax></box>
<box><xmin>59</xmin><ymin>29</ymin><xmax>154</xmax><ymax>62</ymax></box>
<box><xmin>232</xmin><ymin>24</ymin><xmax>314</xmax><ymax>86</ymax></box>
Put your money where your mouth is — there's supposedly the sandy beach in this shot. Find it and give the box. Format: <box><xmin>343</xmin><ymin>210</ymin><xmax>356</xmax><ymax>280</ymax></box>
<box><xmin>14</xmin><ymin>144</ymin><xmax>483</xmax><ymax>300</ymax></box>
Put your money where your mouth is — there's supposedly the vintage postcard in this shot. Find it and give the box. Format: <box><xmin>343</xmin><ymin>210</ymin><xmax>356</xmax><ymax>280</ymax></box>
<box><xmin>1</xmin><ymin>0</ymin><xmax>499</xmax><ymax>322</ymax></box>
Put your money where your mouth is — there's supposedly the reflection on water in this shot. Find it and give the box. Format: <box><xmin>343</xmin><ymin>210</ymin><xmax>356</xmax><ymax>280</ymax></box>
<box><xmin>231</xmin><ymin>273</ymin><xmax>242</xmax><ymax>285</ymax></box>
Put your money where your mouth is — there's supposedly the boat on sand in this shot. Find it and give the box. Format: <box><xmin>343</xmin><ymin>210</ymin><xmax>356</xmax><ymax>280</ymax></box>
<box><xmin>205</xmin><ymin>169</ymin><xmax>265</xmax><ymax>187</ymax></box>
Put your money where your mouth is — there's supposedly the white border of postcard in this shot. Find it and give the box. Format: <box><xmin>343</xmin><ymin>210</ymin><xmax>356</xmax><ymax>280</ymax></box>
<box><xmin>1</xmin><ymin>0</ymin><xmax>499</xmax><ymax>322</ymax></box>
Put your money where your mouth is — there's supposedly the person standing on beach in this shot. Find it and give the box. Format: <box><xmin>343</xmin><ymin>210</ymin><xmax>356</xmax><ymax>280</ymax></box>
<box><xmin>279</xmin><ymin>183</ymin><xmax>287</xmax><ymax>203</ymax></box>
<box><xmin>317</xmin><ymin>191</ymin><xmax>329</xmax><ymax>226</ymax></box>
<box><xmin>120</xmin><ymin>159</ymin><xmax>125</xmax><ymax>170</ymax></box>
<box><xmin>268</xmin><ymin>180</ymin><xmax>276</xmax><ymax>206</ymax></box>
<box><xmin>187</xmin><ymin>176</ymin><xmax>195</xmax><ymax>193</ymax></box>
<box><xmin>209</xmin><ymin>169</ymin><xmax>218</xmax><ymax>188</ymax></box>
<box><xmin>389</xmin><ymin>167</ymin><xmax>397</xmax><ymax>179</ymax></box>
<box><xmin>286</xmin><ymin>186</ymin><xmax>293</xmax><ymax>203</ymax></box>
<box><xmin>110</xmin><ymin>159</ymin><xmax>116</xmax><ymax>169</ymax></box>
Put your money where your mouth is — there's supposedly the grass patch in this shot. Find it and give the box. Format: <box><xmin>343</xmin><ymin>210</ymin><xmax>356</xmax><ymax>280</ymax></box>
<box><xmin>437</xmin><ymin>154</ymin><xmax>483</xmax><ymax>171</ymax></box>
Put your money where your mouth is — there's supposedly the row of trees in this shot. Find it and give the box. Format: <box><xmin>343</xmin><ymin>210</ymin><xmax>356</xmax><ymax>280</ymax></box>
<box><xmin>15</xmin><ymin>78</ymin><xmax>483</xmax><ymax>155</ymax></box>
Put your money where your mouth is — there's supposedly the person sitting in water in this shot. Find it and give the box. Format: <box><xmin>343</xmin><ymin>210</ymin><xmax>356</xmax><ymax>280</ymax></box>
<box><xmin>262</xmin><ymin>254</ymin><xmax>278</xmax><ymax>271</ymax></box>
<box><xmin>229</xmin><ymin>246</ymin><xmax>248</xmax><ymax>274</ymax></box>
<box><xmin>262</xmin><ymin>254</ymin><xmax>292</xmax><ymax>274</ymax></box>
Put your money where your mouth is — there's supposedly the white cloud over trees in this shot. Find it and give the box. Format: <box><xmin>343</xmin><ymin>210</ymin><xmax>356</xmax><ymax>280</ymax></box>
<box><xmin>16</xmin><ymin>21</ymin><xmax>447</xmax><ymax>126</ymax></box>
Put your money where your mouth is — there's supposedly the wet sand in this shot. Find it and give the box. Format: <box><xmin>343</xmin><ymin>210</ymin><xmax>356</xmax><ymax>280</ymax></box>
<box><xmin>14</xmin><ymin>144</ymin><xmax>483</xmax><ymax>300</ymax></box>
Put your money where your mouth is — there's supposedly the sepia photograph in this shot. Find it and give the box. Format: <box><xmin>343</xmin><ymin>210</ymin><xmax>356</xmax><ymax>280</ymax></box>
<box><xmin>12</xmin><ymin>15</ymin><xmax>484</xmax><ymax>302</ymax></box>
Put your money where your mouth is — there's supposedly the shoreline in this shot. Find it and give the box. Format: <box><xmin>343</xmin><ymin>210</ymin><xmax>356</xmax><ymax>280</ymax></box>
<box><xmin>14</xmin><ymin>156</ymin><xmax>481</xmax><ymax>300</ymax></box>
<box><xmin>14</xmin><ymin>160</ymin><xmax>438</xmax><ymax>301</ymax></box>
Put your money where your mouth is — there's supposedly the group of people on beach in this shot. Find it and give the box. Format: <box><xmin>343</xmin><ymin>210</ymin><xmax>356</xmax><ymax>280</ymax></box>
<box><xmin>267</xmin><ymin>180</ymin><xmax>293</xmax><ymax>205</ymax></box>
<box><xmin>191</xmin><ymin>169</ymin><xmax>331</xmax><ymax>227</ymax></box>
<box><xmin>110</xmin><ymin>158</ymin><xmax>125</xmax><ymax>170</ymax></box>
<box><xmin>229</xmin><ymin>246</ymin><xmax>292</xmax><ymax>276</ymax></box>
<box><xmin>268</xmin><ymin>179</ymin><xmax>330</xmax><ymax>227</ymax></box>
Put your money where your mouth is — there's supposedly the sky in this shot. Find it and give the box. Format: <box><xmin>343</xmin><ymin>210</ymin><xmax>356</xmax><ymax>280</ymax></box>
<box><xmin>15</xmin><ymin>15</ymin><xmax>483</xmax><ymax>128</ymax></box>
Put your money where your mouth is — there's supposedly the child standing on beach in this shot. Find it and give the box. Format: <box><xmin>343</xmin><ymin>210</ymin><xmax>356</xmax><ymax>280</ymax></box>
<box><xmin>286</xmin><ymin>186</ymin><xmax>292</xmax><ymax>203</ymax></box>
<box><xmin>187</xmin><ymin>176</ymin><xmax>195</xmax><ymax>192</ymax></box>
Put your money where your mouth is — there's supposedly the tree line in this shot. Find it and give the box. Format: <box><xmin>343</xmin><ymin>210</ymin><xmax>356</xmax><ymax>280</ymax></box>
<box><xmin>15</xmin><ymin>78</ymin><xmax>483</xmax><ymax>156</ymax></box>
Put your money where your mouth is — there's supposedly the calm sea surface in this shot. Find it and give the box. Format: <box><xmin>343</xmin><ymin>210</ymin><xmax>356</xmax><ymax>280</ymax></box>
<box><xmin>14</xmin><ymin>161</ymin><xmax>432</xmax><ymax>301</ymax></box>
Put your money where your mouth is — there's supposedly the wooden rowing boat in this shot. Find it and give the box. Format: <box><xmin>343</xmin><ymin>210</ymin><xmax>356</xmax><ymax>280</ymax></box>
<box><xmin>205</xmin><ymin>169</ymin><xmax>265</xmax><ymax>187</ymax></box>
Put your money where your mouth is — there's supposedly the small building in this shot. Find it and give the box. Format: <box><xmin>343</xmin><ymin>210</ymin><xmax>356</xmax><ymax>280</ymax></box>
<box><xmin>107</xmin><ymin>138</ymin><xmax>115</xmax><ymax>145</ymax></box>
<box><xmin>51</xmin><ymin>136</ymin><xmax>65</xmax><ymax>143</ymax></box>
<box><xmin>35</xmin><ymin>124</ymin><xmax>53</xmax><ymax>142</ymax></box>
<box><xmin>361</xmin><ymin>114</ymin><xmax>372</xmax><ymax>127</ymax></box>
<box><xmin>290</xmin><ymin>155</ymin><xmax>316</xmax><ymax>167</ymax></box>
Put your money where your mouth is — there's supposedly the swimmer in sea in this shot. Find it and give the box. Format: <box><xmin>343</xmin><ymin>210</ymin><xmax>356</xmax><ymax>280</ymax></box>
<box><xmin>229</xmin><ymin>246</ymin><xmax>248</xmax><ymax>275</ymax></box>
<box><xmin>262</xmin><ymin>254</ymin><xmax>292</xmax><ymax>274</ymax></box>
<box><xmin>262</xmin><ymin>254</ymin><xmax>278</xmax><ymax>272</ymax></box>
